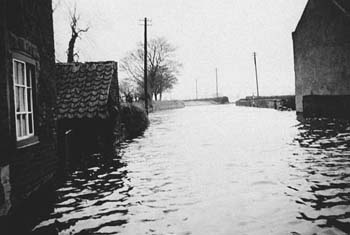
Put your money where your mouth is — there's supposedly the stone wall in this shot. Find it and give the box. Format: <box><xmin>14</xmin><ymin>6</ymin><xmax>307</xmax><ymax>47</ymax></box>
<box><xmin>235</xmin><ymin>96</ymin><xmax>295</xmax><ymax>110</ymax></box>
<box><xmin>184</xmin><ymin>96</ymin><xmax>229</xmax><ymax>105</ymax></box>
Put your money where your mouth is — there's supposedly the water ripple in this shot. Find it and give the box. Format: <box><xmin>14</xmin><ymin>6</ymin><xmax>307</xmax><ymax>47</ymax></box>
<box><xmin>30</xmin><ymin>106</ymin><xmax>350</xmax><ymax>235</ymax></box>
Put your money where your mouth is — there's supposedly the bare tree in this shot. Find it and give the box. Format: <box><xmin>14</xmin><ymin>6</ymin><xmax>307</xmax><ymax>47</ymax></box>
<box><xmin>121</xmin><ymin>37</ymin><xmax>182</xmax><ymax>101</ymax></box>
<box><xmin>153</xmin><ymin>66</ymin><xmax>178</xmax><ymax>100</ymax></box>
<box><xmin>67</xmin><ymin>5</ymin><xmax>89</xmax><ymax>63</ymax></box>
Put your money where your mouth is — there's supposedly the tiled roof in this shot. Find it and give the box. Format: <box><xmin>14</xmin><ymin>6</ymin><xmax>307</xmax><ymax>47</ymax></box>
<box><xmin>56</xmin><ymin>61</ymin><xmax>118</xmax><ymax>119</ymax></box>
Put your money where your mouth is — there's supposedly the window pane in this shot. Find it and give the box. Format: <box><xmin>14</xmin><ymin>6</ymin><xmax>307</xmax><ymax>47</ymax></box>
<box><xmin>19</xmin><ymin>87</ymin><xmax>25</xmax><ymax>112</ymax></box>
<box><xmin>16</xmin><ymin>115</ymin><xmax>21</xmax><ymax>137</ymax></box>
<box><xmin>26</xmin><ymin>65</ymin><xmax>32</xmax><ymax>88</ymax></box>
<box><xmin>27</xmin><ymin>88</ymin><xmax>32</xmax><ymax>112</ymax></box>
<box><xmin>28</xmin><ymin>113</ymin><xmax>33</xmax><ymax>134</ymax></box>
<box><xmin>15</xmin><ymin>86</ymin><xmax>20</xmax><ymax>112</ymax></box>
<box><xmin>21</xmin><ymin>114</ymin><xmax>27</xmax><ymax>137</ymax></box>
<box><xmin>18</xmin><ymin>63</ymin><xmax>24</xmax><ymax>85</ymax></box>
<box><xmin>17</xmin><ymin>63</ymin><xmax>20</xmax><ymax>84</ymax></box>
<box><xmin>14</xmin><ymin>62</ymin><xmax>19</xmax><ymax>84</ymax></box>
<box><xmin>21</xmin><ymin>63</ymin><xmax>25</xmax><ymax>85</ymax></box>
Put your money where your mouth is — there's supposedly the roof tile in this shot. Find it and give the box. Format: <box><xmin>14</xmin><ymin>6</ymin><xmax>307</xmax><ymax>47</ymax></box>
<box><xmin>56</xmin><ymin>61</ymin><xmax>118</xmax><ymax>120</ymax></box>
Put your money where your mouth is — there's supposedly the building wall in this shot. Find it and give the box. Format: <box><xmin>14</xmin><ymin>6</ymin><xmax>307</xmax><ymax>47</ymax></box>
<box><xmin>0</xmin><ymin>0</ymin><xmax>58</xmax><ymax>215</ymax></box>
<box><xmin>109</xmin><ymin>63</ymin><xmax>121</xmax><ymax>109</ymax></box>
<box><xmin>293</xmin><ymin>0</ymin><xmax>350</xmax><ymax>113</ymax></box>
<box><xmin>0</xmin><ymin>0</ymin><xmax>8</xmax><ymax>161</ymax></box>
<box><xmin>303</xmin><ymin>95</ymin><xmax>350</xmax><ymax>117</ymax></box>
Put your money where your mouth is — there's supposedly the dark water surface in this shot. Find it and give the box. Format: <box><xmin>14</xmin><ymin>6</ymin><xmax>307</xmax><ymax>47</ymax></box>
<box><xmin>31</xmin><ymin>105</ymin><xmax>350</xmax><ymax>235</ymax></box>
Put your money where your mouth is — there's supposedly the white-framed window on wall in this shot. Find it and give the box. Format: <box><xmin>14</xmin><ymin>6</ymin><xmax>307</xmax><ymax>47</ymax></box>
<box><xmin>13</xmin><ymin>59</ymin><xmax>35</xmax><ymax>140</ymax></box>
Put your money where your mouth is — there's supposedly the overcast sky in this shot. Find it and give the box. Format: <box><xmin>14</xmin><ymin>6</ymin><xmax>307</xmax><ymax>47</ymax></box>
<box><xmin>53</xmin><ymin>0</ymin><xmax>308</xmax><ymax>100</ymax></box>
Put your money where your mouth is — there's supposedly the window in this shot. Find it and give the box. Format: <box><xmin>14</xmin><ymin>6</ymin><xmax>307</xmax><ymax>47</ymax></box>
<box><xmin>13</xmin><ymin>59</ymin><xmax>35</xmax><ymax>140</ymax></box>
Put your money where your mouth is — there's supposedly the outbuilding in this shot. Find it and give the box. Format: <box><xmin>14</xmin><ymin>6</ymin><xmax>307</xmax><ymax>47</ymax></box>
<box><xmin>293</xmin><ymin>0</ymin><xmax>350</xmax><ymax>117</ymax></box>
<box><xmin>56</xmin><ymin>61</ymin><xmax>121</xmax><ymax>167</ymax></box>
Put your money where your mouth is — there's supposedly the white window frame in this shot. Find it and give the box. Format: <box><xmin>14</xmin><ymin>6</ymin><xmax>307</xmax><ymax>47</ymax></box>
<box><xmin>13</xmin><ymin>58</ymin><xmax>35</xmax><ymax>141</ymax></box>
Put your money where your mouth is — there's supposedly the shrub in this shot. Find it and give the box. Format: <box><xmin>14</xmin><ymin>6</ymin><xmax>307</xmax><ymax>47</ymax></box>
<box><xmin>120</xmin><ymin>103</ymin><xmax>149</xmax><ymax>139</ymax></box>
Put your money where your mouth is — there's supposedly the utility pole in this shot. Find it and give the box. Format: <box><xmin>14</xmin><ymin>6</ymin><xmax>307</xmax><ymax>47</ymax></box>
<box><xmin>144</xmin><ymin>17</ymin><xmax>148</xmax><ymax>114</ymax></box>
<box><xmin>215</xmin><ymin>68</ymin><xmax>218</xmax><ymax>98</ymax></box>
<box><xmin>253</xmin><ymin>52</ymin><xmax>259</xmax><ymax>97</ymax></box>
<box><xmin>196</xmin><ymin>79</ymin><xmax>198</xmax><ymax>100</ymax></box>
<box><xmin>140</xmin><ymin>17</ymin><xmax>151</xmax><ymax>114</ymax></box>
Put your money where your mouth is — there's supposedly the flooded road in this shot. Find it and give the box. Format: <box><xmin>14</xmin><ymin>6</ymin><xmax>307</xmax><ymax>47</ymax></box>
<box><xmin>32</xmin><ymin>104</ymin><xmax>350</xmax><ymax>235</ymax></box>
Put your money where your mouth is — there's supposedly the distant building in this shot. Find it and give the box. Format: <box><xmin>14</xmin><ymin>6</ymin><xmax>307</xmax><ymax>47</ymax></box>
<box><xmin>0</xmin><ymin>0</ymin><xmax>58</xmax><ymax>216</ymax></box>
<box><xmin>56</xmin><ymin>62</ymin><xmax>121</xmax><ymax>165</ymax></box>
<box><xmin>293</xmin><ymin>0</ymin><xmax>350</xmax><ymax>117</ymax></box>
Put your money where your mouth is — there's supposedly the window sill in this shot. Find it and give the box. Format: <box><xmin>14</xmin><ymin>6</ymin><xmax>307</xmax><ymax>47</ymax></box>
<box><xmin>17</xmin><ymin>136</ymin><xmax>39</xmax><ymax>149</ymax></box>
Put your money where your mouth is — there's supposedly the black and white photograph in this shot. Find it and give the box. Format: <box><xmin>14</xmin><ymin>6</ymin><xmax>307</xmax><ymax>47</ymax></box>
<box><xmin>0</xmin><ymin>0</ymin><xmax>350</xmax><ymax>234</ymax></box>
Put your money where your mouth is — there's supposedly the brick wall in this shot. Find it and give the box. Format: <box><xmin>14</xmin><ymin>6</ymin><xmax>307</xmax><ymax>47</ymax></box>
<box><xmin>0</xmin><ymin>0</ymin><xmax>11</xmax><ymax>167</ymax></box>
<box><xmin>1</xmin><ymin>0</ymin><xmax>58</xmax><ymax>213</ymax></box>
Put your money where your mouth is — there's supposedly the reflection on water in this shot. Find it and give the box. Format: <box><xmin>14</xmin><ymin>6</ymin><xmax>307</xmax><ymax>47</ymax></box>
<box><xmin>290</xmin><ymin>118</ymin><xmax>350</xmax><ymax>234</ymax></box>
<box><xmin>32</xmin><ymin>155</ymin><xmax>130</xmax><ymax>234</ymax></box>
<box><xmin>30</xmin><ymin>105</ymin><xmax>350</xmax><ymax>235</ymax></box>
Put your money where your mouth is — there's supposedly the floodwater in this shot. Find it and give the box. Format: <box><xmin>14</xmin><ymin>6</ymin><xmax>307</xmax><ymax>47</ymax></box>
<box><xmin>31</xmin><ymin>104</ymin><xmax>350</xmax><ymax>235</ymax></box>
